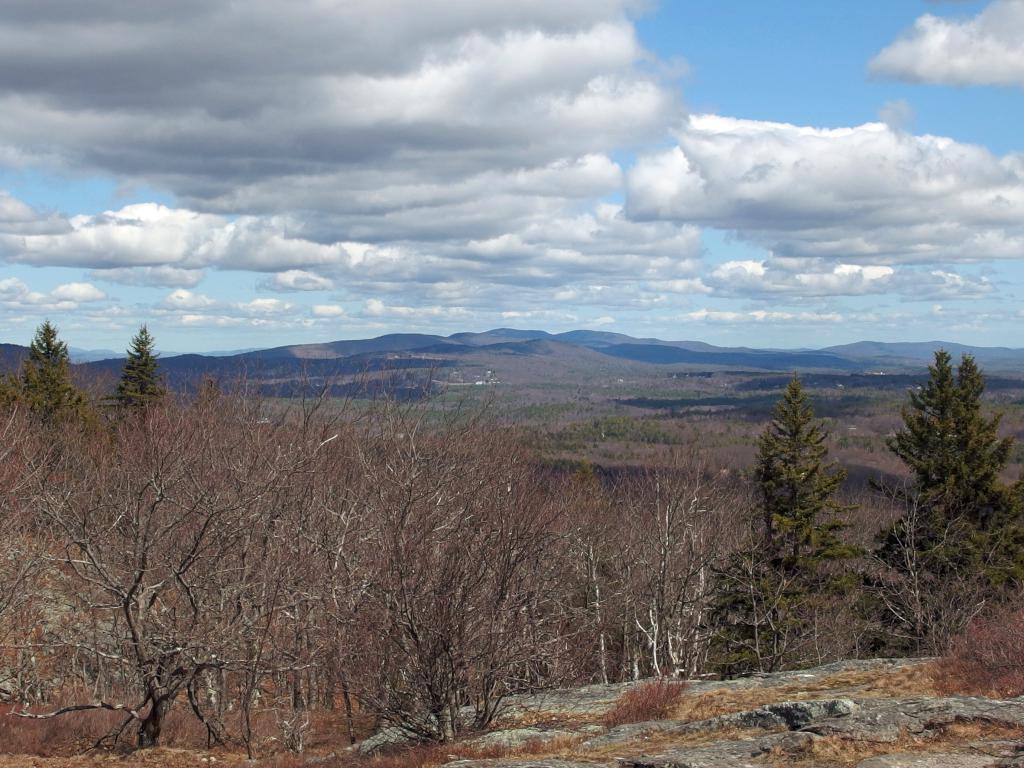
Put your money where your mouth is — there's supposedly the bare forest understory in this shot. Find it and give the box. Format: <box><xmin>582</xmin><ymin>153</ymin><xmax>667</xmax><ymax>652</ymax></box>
<box><xmin>3</xmin><ymin>658</ymin><xmax>1024</xmax><ymax>767</ymax></box>
<box><xmin>2</xmin><ymin>327</ymin><xmax>1024</xmax><ymax>766</ymax></box>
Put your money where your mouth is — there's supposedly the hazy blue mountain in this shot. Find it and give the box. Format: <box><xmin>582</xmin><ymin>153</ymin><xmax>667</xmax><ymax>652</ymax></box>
<box><xmin>4</xmin><ymin>332</ymin><xmax>1024</xmax><ymax>396</ymax></box>
<box><xmin>824</xmin><ymin>340</ymin><xmax>1024</xmax><ymax>369</ymax></box>
<box><xmin>599</xmin><ymin>343</ymin><xmax>861</xmax><ymax>371</ymax></box>
<box><xmin>244</xmin><ymin>333</ymin><xmax>456</xmax><ymax>360</ymax></box>
<box><xmin>449</xmin><ymin>328</ymin><xmax>553</xmax><ymax>345</ymax></box>
<box><xmin>69</xmin><ymin>347</ymin><xmax>124</xmax><ymax>363</ymax></box>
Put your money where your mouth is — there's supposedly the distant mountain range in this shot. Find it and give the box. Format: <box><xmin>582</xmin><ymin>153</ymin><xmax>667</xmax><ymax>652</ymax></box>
<box><xmin>3</xmin><ymin>330</ymin><xmax>1024</xmax><ymax>394</ymax></box>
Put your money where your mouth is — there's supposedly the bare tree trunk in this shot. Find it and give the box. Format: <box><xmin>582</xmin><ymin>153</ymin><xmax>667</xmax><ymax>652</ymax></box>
<box><xmin>137</xmin><ymin>698</ymin><xmax>169</xmax><ymax>748</ymax></box>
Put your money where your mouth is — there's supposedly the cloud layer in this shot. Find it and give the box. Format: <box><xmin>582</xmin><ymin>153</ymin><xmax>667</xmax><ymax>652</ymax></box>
<box><xmin>628</xmin><ymin>115</ymin><xmax>1024</xmax><ymax>269</ymax></box>
<box><xmin>0</xmin><ymin>1</ymin><xmax>1020</xmax><ymax>345</ymax></box>
<box><xmin>871</xmin><ymin>0</ymin><xmax>1024</xmax><ymax>87</ymax></box>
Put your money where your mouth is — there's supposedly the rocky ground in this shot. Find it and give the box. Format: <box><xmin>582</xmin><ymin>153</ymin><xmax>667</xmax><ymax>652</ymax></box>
<box><xmin>360</xmin><ymin>658</ymin><xmax>1024</xmax><ymax>768</ymax></box>
<box><xmin>2</xmin><ymin>659</ymin><xmax>1021</xmax><ymax>767</ymax></box>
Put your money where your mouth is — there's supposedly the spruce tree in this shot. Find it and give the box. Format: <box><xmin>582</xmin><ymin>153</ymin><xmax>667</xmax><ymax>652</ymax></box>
<box><xmin>115</xmin><ymin>325</ymin><xmax>165</xmax><ymax>409</ymax></box>
<box><xmin>882</xmin><ymin>350</ymin><xmax>1018</xmax><ymax>577</ymax></box>
<box><xmin>755</xmin><ymin>375</ymin><xmax>856</xmax><ymax>569</ymax></box>
<box><xmin>18</xmin><ymin>320</ymin><xmax>87</xmax><ymax>423</ymax></box>
<box><xmin>713</xmin><ymin>375</ymin><xmax>857</xmax><ymax>673</ymax></box>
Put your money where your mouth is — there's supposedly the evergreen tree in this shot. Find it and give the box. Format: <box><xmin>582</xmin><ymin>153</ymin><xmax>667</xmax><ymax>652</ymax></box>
<box><xmin>888</xmin><ymin>351</ymin><xmax>1010</xmax><ymax>527</ymax></box>
<box><xmin>17</xmin><ymin>321</ymin><xmax>87</xmax><ymax>423</ymax></box>
<box><xmin>712</xmin><ymin>375</ymin><xmax>857</xmax><ymax>673</ymax></box>
<box><xmin>114</xmin><ymin>325</ymin><xmax>165</xmax><ymax>409</ymax></box>
<box><xmin>755</xmin><ymin>375</ymin><xmax>856</xmax><ymax>569</ymax></box>
<box><xmin>881</xmin><ymin>350</ymin><xmax>1018</xmax><ymax>577</ymax></box>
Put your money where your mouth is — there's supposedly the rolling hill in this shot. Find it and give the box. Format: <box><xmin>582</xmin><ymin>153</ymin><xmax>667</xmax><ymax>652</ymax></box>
<box><xmin>3</xmin><ymin>330</ymin><xmax>1024</xmax><ymax>396</ymax></box>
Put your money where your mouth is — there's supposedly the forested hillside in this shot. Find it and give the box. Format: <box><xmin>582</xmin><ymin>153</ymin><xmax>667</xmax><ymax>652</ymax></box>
<box><xmin>1</xmin><ymin>324</ymin><xmax>1022</xmax><ymax>763</ymax></box>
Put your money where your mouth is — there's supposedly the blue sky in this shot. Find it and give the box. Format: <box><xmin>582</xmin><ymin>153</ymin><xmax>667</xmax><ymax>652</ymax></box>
<box><xmin>0</xmin><ymin>0</ymin><xmax>1022</xmax><ymax>351</ymax></box>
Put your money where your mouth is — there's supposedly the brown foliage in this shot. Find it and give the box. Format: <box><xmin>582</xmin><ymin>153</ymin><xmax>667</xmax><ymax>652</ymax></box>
<box><xmin>0</xmin><ymin>383</ymin><xmax>912</xmax><ymax>757</ymax></box>
<box><xmin>932</xmin><ymin>602</ymin><xmax>1024</xmax><ymax>698</ymax></box>
<box><xmin>602</xmin><ymin>678</ymin><xmax>688</xmax><ymax>728</ymax></box>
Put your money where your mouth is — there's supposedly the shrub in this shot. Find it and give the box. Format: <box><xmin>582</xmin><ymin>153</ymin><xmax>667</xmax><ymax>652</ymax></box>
<box><xmin>602</xmin><ymin>678</ymin><xmax>689</xmax><ymax>728</ymax></box>
<box><xmin>0</xmin><ymin>705</ymin><xmax>123</xmax><ymax>755</ymax></box>
<box><xmin>932</xmin><ymin>602</ymin><xmax>1024</xmax><ymax>699</ymax></box>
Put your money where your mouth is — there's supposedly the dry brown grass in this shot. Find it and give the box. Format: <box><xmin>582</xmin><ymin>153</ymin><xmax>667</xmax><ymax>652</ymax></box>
<box><xmin>602</xmin><ymin>679</ymin><xmax>689</xmax><ymax>728</ymax></box>
<box><xmin>496</xmin><ymin>707</ymin><xmax>601</xmax><ymax>730</ymax></box>
<box><xmin>767</xmin><ymin>720</ymin><xmax>1024</xmax><ymax>768</ymax></box>
<box><xmin>670</xmin><ymin>663</ymin><xmax>937</xmax><ymax>723</ymax></box>
<box><xmin>932</xmin><ymin>603</ymin><xmax>1024</xmax><ymax>699</ymax></box>
<box><xmin>0</xmin><ymin>663</ymin><xmax>946</xmax><ymax>768</ymax></box>
<box><xmin>563</xmin><ymin>726</ymin><xmax>773</xmax><ymax>763</ymax></box>
<box><xmin>0</xmin><ymin>736</ymin><xmax>578</xmax><ymax>768</ymax></box>
<box><xmin>0</xmin><ymin>703</ymin><xmax>373</xmax><ymax>759</ymax></box>
<box><xmin>316</xmin><ymin>733</ymin><xmax>587</xmax><ymax>768</ymax></box>
<box><xmin>0</xmin><ymin>748</ymin><xmax>251</xmax><ymax>768</ymax></box>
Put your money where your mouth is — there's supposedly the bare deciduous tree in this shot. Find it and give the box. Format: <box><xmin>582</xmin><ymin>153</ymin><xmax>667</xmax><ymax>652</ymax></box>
<box><xmin>20</xmin><ymin>399</ymin><xmax>323</xmax><ymax>747</ymax></box>
<box><xmin>352</xmin><ymin>403</ymin><xmax>568</xmax><ymax>741</ymax></box>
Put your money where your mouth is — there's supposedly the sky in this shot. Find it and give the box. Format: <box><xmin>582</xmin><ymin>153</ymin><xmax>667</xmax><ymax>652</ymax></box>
<box><xmin>1</xmin><ymin>1</ymin><xmax>1024</xmax><ymax>352</ymax></box>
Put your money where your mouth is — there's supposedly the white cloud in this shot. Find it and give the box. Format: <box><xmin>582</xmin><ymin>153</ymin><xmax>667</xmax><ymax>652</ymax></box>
<box><xmin>151</xmin><ymin>289</ymin><xmax>306</xmax><ymax>330</ymax></box>
<box><xmin>0</xmin><ymin>277</ymin><xmax>108</xmax><ymax>312</ymax></box>
<box><xmin>693</xmin><ymin>257</ymin><xmax>993</xmax><ymax>301</ymax></box>
<box><xmin>870</xmin><ymin>1</ymin><xmax>1024</xmax><ymax>87</ymax></box>
<box><xmin>914</xmin><ymin>269</ymin><xmax>993</xmax><ymax>298</ymax></box>
<box><xmin>160</xmin><ymin>289</ymin><xmax>218</xmax><ymax>311</ymax></box>
<box><xmin>705</xmin><ymin>260</ymin><xmax>896</xmax><ymax>297</ymax></box>
<box><xmin>240</xmin><ymin>297</ymin><xmax>293</xmax><ymax>315</ymax></box>
<box><xmin>684</xmin><ymin>308</ymin><xmax>844</xmax><ymax>324</ymax></box>
<box><xmin>0</xmin><ymin>2</ymin><xmax>703</xmax><ymax>334</ymax></box>
<box><xmin>627</xmin><ymin>115</ymin><xmax>1024</xmax><ymax>269</ymax></box>
<box><xmin>0</xmin><ymin>191</ymin><xmax>36</xmax><ymax>225</ymax></box>
<box><xmin>50</xmin><ymin>282</ymin><xmax>106</xmax><ymax>302</ymax></box>
<box><xmin>4</xmin><ymin>205</ymin><xmax>226</xmax><ymax>268</ymax></box>
<box><xmin>0</xmin><ymin>2</ymin><xmax>676</xmax><ymax>215</ymax></box>
<box><xmin>0</xmin><ymin>197</ymin><xmax>705</xmax><ymax>315</ymax></box>
<box><xmin>659</xmin><ymin>278</ymin><xmax>712</xmax><ymax>294</ymax></box>
<box><xmin>90</xmin><ymin>265</ymin><xmax>206</xmax><ymax>288</ymax></box>
<box><xmin>0</xmin><ymin>4</ymin><xmax>1016</xmax><ymax>339</ymax></box>
<box><xmin>312</xmin><ymin>304</ymin><xmax>346</xmax><ymax>318</ymax></box>
<box><xmin>261</xmin><ymin>270</ymin><xmax>334</xmax><ymax>292</ymax></box>
<box><xmin>363</xmin><ymin>298</ymin><xmax>470</xmax><ymax>320</ymax></box>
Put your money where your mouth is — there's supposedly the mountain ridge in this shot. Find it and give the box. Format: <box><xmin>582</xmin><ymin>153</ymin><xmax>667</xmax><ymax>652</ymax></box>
<box><xmin>3</xmin><ymin>332</ymin><xmax>1024</xmax><ymax>393</ymax></box>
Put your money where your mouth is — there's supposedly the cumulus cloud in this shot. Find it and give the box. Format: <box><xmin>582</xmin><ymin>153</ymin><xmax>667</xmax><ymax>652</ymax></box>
<box><xmin>0</xmin><ymin>198</ymin><xmax>704</xmax><ymax>312</ymax></box>
<box><xmin>697</xmin><ymin>257</ymin><xmax>994</xmax><ymax>301</ymax></box>
<box><xmin>241</xmin><ymin>298</ymin><xmax>293</xmax><ymax>315</ymax></box>
<box><xmin>49</xmin><ymin>282</ymin><xmax>106</xmax><ymax>302</ymax></box>
<box><xmin>870</xmin><ymin>0</ymin><xmax>1024</xmax><ymax>87</ymax></box>
<box><xmin>627</xmin><ymin>115</ymin><xmax>1024</xmax><ymax>271</ymax></box>
<box><xmin>910</xmin><ymin>269</ymin><xmax>994</xmax><ymax>299</ymax></box>
<box><xmin>0</xmin><ymin>3</ymin><xmax>1015</xmax><ymax>339</ymax></box>
<box><xmin>705</xmin><ymin>260</ymin><xmax>894</xmax><ymax>297</ymax></box>
<box><xmin>0</xmin><ymin>277</ymin><xmax>107</xmax><ymax>312</ymax></box>
<box><xmin>0</xmin><ymin>1</ymin><xmax>703</xmax><ymax>332</ymax></box>
<box><xmin>0</xmin><ymin>191</ymin><xmax>36</xmax><ymax>225</ymax></box>
<box><xmin>261</xmin><ymin>270</ymin><xmax>334</xmax><ymax>292</ymax></box>
<box><xmin>3</xmin><ymin>205</ymin><xmax>225</xmax><ymax>269</ymax></box>
<box><xmin>363</xmin><ymin>298</ymin><xmax>471</xmax><ymax>321</ymax></box>
<box><xmin>0</xmin><ymin>1</ymin><xmax>675</xmax><ymax>215</ymax></box>
<box><xmin>90</xmin><ymin>265</ymin><xmax>206</xmax><ymax>288</ymax></box>
<box><xmin>152</xmin><ymin>288</ymin><xmax>302</xmax><ymax>329</ymax></box>
<box><xmin>683</xmin><ymin>308</ymin><xmax>844</xmax><ymax>325</ymax></box>
<box><xmin>312</xmin><ymin>304</ymin><xmax>346</xmax><ymax>318</ymax></box>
